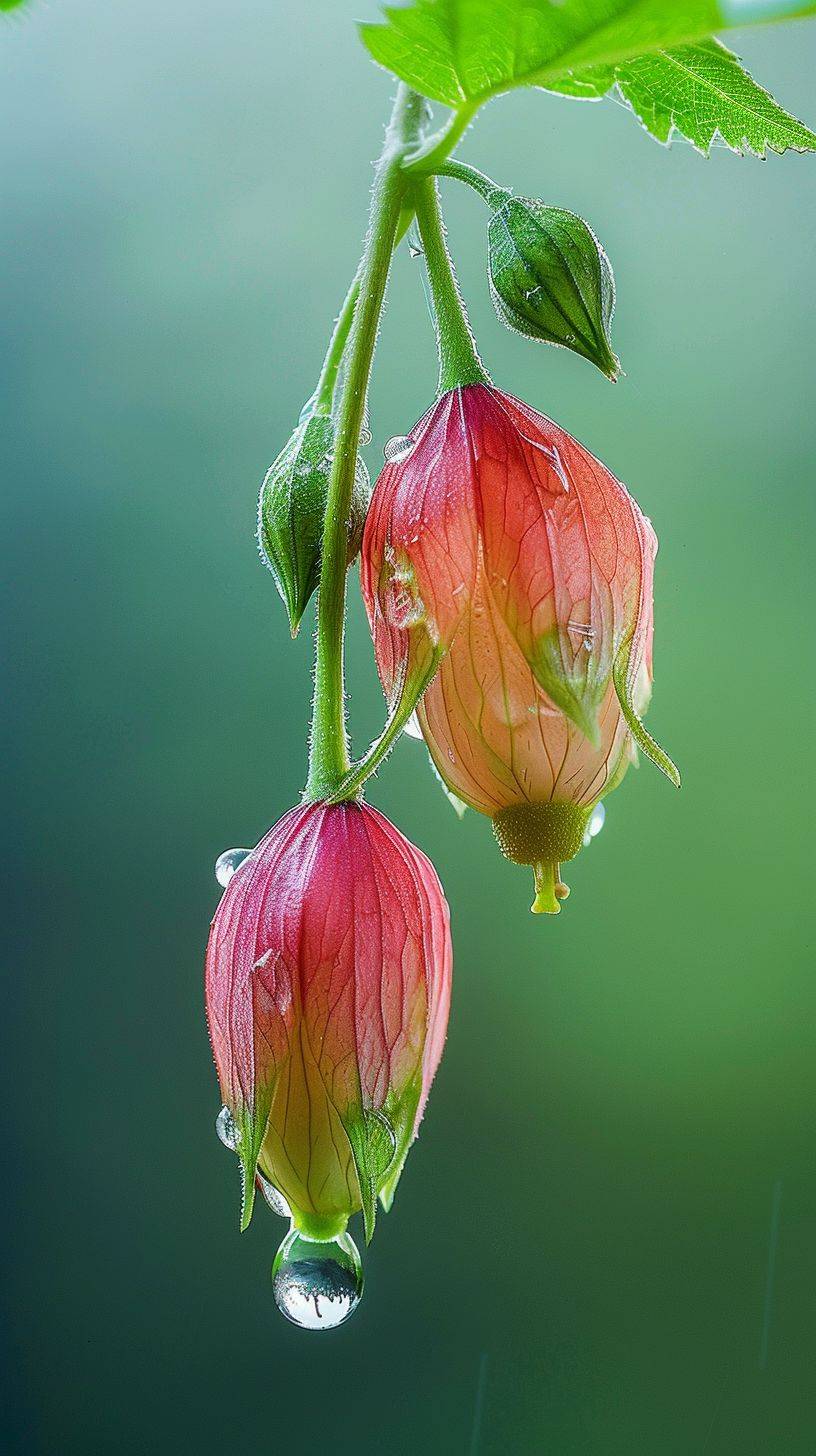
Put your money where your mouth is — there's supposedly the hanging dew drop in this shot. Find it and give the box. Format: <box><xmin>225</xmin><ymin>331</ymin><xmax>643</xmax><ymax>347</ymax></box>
<box><xmin>383</xmin><ymin>435</ymin><xmax>414</xmax><ymax>464</ymax></box>
<box><xmin>257</xmin><ymin>1171</ymin><xmax>291</xmax><ymax>1219</ymax></box>
<box><xmin>214</xmin><ymin>848</ymin><xmax>251</xmax><ymax>887</ymax></box>
<box><xmin>215</xmin><ymin>1105</ymin><xmax>239</xmax><ymax>1150</ymax></box>
<box><xmin>272</xmin><ymin>1228</ymin><xmax>363</xmax><ymax>1330</ymax></box>
<box><xmin>582</xmin><ymin>801</ymin><xmax>606</xmax><ymax>847</ymax></box>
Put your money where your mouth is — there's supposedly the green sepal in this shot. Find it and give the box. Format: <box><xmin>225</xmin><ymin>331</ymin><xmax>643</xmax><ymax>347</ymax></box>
<box><xmin>488</xmin><ymin>197</ymin><xmax>619</xmax><ymax>380</ymax></box>
<box><xmin>377</xmin><ymin>1075</ymin><xmax>424</xmax><ymax>1216</ymax></box>
<box><xmin>613</xmin><ymin>636</ymin><xmax>680</xmax><ymax>788</ymax></box>
<box><xmin>258</xmin><ymin>411</ymin><xmax>370</xmax><ymax>636</ymax></box>
<box><xmin>345</xmin><ymin>1109</ymin><xmax>399</xmax><ymax>1244</ymax></box>
<box><xmin>235</xmin><ymin>1102</ymin><xmax>269</xmax><ymax>1232</ymax></box>
<box><xmin>527</xmin><ymin>629</ymin><xmax>604</xmax><ymax>747</ymax></box>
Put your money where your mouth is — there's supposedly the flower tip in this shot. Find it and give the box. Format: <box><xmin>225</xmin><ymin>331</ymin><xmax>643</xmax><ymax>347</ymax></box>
<box><xmin>531</xmin><ymin>861</ymin><xmax>566</xmax><ymax>915</ymax></box>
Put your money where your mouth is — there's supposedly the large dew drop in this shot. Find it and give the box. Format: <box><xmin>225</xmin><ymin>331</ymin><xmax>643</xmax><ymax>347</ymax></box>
<box><xmin>215</xmin><ymin>1105</ymin><xmax>239</xmax><ymax>1150</ymax></box>
<box><xmin>272</xmin><ymin>1229</ymin><xmax>363</xmax><ymax>1331</ymax></box>
<box><xmin>214</xmin><ymin>848</ymin><xmax>251</xmax><ymax>887</ymax></box>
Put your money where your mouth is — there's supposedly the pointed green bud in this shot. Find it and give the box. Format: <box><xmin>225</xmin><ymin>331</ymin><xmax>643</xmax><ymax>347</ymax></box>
<box><xmin>258</xmin><ymin>411</ymin><xmax>370</xmax><ymax>636</ymax></box>
<box><xmin>488</xmin><ymin>197</ymin><xmax>620</xmax><ymax>380</ymax></box>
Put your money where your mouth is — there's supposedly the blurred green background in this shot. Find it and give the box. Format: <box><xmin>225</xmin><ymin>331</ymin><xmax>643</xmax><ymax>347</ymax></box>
<box><xmin>3</xmin><ymin>3</ymin><xmax>815</xmax><ymax>1452</ymax></box>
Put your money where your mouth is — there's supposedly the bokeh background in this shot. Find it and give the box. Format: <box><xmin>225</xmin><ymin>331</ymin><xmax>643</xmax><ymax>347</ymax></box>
<box><xmin>3</xmin><ymin>2</ymin><xmax>815</xmax><ymax>1452</ymax></box>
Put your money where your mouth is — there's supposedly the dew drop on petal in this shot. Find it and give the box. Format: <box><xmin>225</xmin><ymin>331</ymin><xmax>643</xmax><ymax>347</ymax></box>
<box><xmin>582</xmin><ymin>802</ymin><xmax>606</xmax><ymax>847</ymax></box>
<box><xmin>384</xmin><ymin>435</ymin><xmax>414</xmax><ymax>464</ymax></box>
<box><xmin>402</xmin><ymin>711</ymin><xmax>423</xmax><ymax>740</ymax></box>
<box><xmin>214</xmin><ymin>848</ymin><xmax>251</xmax><ymax>887</ymax></box>
<box><xmin>272</xmin><ymin>1229</ymin><xmax>363</xmax><ymax>1331</ymax></box>
<box><xmin>257</xmin><ymin>1171</ymin><xmax>291</xmax><ymax>1219</ymax></box>
<box><xmin>215</xmin><ymin>1105</ymin><xmax>239</xmax><ymax>1150</ymax></box>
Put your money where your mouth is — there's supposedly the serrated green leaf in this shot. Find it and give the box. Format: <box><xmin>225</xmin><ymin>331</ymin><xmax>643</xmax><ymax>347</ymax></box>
<box><xmin>360</xmin><ymin>1</ymin><xmax>816</xmax><ymax>110</ymax></box>
<box><xmin>609</xmin><ymin>40</ymin><xmax>816</xmax><ymax>153</ymax></box>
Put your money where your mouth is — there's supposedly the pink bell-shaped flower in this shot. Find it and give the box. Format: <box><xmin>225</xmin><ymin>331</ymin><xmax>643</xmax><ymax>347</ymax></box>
<box><xmin>362</xmin><ymin>383</ymin><xmax>678</xmax><ymax>913</ymax></box>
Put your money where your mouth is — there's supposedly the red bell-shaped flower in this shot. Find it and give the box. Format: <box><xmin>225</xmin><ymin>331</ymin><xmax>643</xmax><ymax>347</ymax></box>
<box><xmin>362</xmin><ymin>383</ymin><xmax>678</xmax><ymax>913</ymax></box>
<box><xmin>205</xmin><ymin>801</ymin><xmax>451</xmax><ymax>1242</ymax></box>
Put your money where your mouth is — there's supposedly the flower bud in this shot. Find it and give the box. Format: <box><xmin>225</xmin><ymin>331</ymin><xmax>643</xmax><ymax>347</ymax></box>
<box><xmin>488</xmin><ymin>197</ymin><xmax>619</xmax><ymax>381</ymax></box>
<box><xmin>205</xmin><ymin>801</ymin><xmax>451</xmax><ymax>1242</ymax></box>
<box><xmin>258</xmin><ymin>411</ymin><xmax>370</xmax><ymax>636</ymax></box>
<box><xmin>362</xmin><ymin>384</ymin><xmax>678</xmax><ymax>913</ymax></box>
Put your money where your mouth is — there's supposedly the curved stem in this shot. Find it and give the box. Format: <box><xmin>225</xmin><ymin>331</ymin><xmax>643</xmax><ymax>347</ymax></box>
<box><xmin>326</xmin><ymin>652</ymin><xmax>441</xmax><ymax>805</ymax></box>
<box><xmin>305</xmin><ymin>85</ymin><xmax>425</xmax><ymax>801</ymax></box>
<box><xmin>412</xmin><ymin>176</ymin><xmax>489</xmax><ymax>393</ymax></box>
<box><xmin>403</xmin><ymin>103</ymin><xmax>478</xmax><ymax>174</ymax></box>
<box><xmin>435</xmin><ymin>159</ymin><xmax>506</xmax><ymax>206</ymax></box>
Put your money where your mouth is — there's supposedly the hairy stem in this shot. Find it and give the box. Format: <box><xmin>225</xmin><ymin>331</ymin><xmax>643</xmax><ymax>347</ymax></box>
<box><xmin>435</xmin><ymin>159</ymin><xmax>506</xmax><ymax>206</ymax></box>
<box><xmin>412</xmin><ymin>176</ymin><xmax>489</xmax><ymax>393</ymax></box>
<box><xmin>404</xmin><ymin>104</ymin><xmax>478</xmax><ymax>174</ymax></box>
<box><xmin>305</xmin><ymin>85</ymin><xmax>425</xmax><ymax>800</ymax></box>
<box><xmin>313</xmin><ymin>268</ymin><xmax>362</xmax><ymax>416</ymax></box>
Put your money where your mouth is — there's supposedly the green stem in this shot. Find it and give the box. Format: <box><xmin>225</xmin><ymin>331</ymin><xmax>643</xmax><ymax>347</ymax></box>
<box><xmin>312</xmin><ymin>203</ymin><xmax>419</xmax><ymax>419</ymax></box>
<box><xmin>412</xmin><ymin>176</ymin><xmax>489</xmax><ymax>394</ymax></box>
<box><xmin>404</xmin><ymin>103</ymin><xmax>478</xmax><ymax>175</ymax></box>
<box><xmin>326</xmin><ymin>651</ymin><xmax>441</xmax><ymax>805</ymax></box>
<box><xmin>313</xmin><ymin>268</ymin><xmax>361</xmax><ymax>416</ymax></box>
<box><xmin>435</xmin><ymin>159</ymin><xmax>506</xmax><ymax>206</ymax></box>
<box><xmin>305</xmin><ymin>85</ymin><xmax>425</xmax><ymax>801</ymax></box>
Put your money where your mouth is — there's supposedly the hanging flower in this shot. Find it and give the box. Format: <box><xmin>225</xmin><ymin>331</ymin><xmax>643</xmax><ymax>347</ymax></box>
<box><xmin>361</xmin><ymin>383</ymin><xmax>678</xmax><ymax>913</ymax></box>
<box><xmin>205</xmin><ymin>800</ymin><xmax>452</xmax><ymax>1245</ymax></box>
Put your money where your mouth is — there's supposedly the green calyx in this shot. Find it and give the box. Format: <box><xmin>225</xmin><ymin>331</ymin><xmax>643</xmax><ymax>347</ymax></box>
<box><xmin>290</xmin><ymin>1209</ymin><xmax>350</xmax><ymax>1243</ymax></box>
<box><xmin>258</xmin><ymin>411</ymin><xmax>370</xmax><ymax>637</ymax></box>
<box><xmin>345</xmin><ymin>1077</ymin><xmax>423</xmax><ymax>1243</ymax></box>
<box><xmin>493</xmin><ymin>800</ymin><xmax>592</xmax><ymax>916</ymax></box>
<box><xmin>488</xmin><ymin>197</ymin><xmax>620</xmax><ymax>381</ymax></box>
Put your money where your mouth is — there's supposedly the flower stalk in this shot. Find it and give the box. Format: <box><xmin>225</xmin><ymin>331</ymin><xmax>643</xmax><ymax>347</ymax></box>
<box><xmin>305</xmin><ymin>85</ymin><xmax>425</xmax><ymax>800</ymax></box>
<box><xmin>412</xmin><ymin>176</ymin><xmax>489</xmax><ymax>393</ymax></box>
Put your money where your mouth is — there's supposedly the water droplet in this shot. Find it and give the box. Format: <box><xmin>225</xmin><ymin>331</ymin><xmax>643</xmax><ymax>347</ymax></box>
<box><xmin>214</xmin><ymin>848</ymin><xmax>251</xmax><ymax>887</ymax></box>
<box><xmin>383</xmin><ymin>435</ymin><xmax>414</xmax><ymax>464</ymax></box>
<box><xmin>402</xmin><ymin>711</ymin><xmax>423</xmax><ymax>741</ymax></box>
<box><xmin>215</xmin><ymin>1105</ymin><xmax>239</xmax><ymax>1150</ymax></box>
<box><xmin>408</xmin><ymin>243</ymin><xmax>423</xmax><ymax>259</ymax></box>
<box><xmin>582</xmin><ymin>801</ymin><xmax>606</xmax><ymax>847</ymax></box>
<box><xmin>365</xmin><ymin>1109</ymin><xmax>397</xmax><ymax>1178</ymax></box>
<box><xmin>272</xmin><ymin>1229</ymin><xmax>363</xmax><ymax>1331</ymax></box>
<box><xmin>257</xmin><ymin>1171</ymin><xmax>291</xmax><ymax>1219</ymax></box>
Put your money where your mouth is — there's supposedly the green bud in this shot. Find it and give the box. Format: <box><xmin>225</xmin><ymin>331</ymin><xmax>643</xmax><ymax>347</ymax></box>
<box><xmin>488</xmin><ymin>197</ymin><xmax>620</xmax><ymax>381</ymax></box>
<box><xmin>258</xmin><ymin>412</ymin><xmax>370</xmax><ymax>636</ymax></box>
